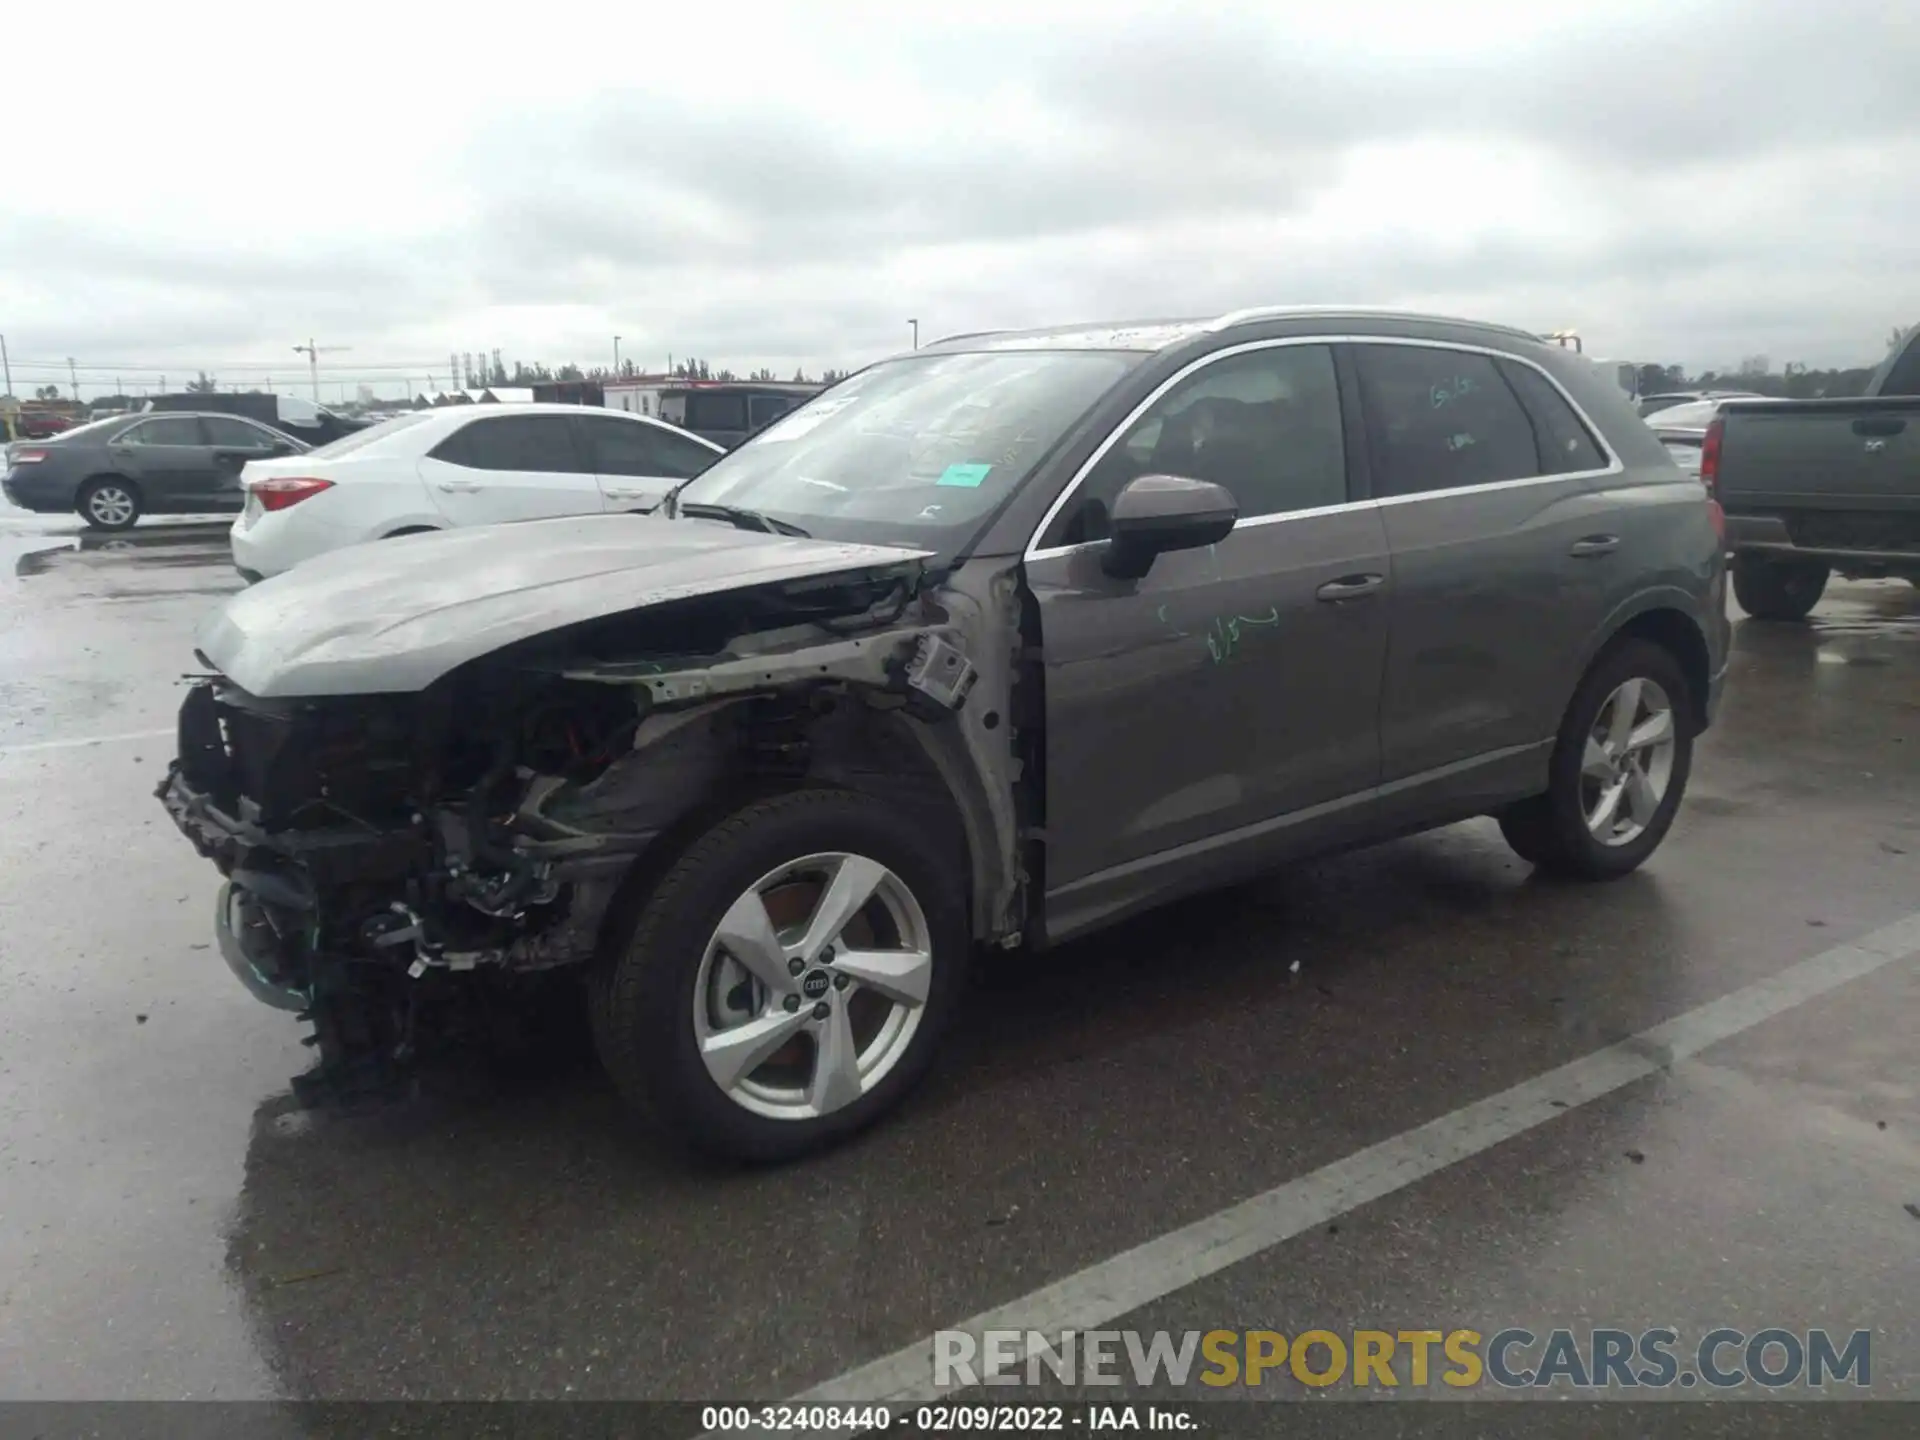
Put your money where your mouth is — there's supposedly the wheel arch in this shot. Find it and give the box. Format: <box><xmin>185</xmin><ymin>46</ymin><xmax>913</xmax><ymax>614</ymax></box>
<box><xmin>581</xmin><ymin>696</ymin><xmax>990</xmax><ymax>971</ymax></box>
<box><xmin>1573</xmin><ymin>594</ymin><xmax>1713</xmax><ymax>732</ymax></box>
<box><xmin>79</xmin><ymin>471</ymin><xmax>143</xmax><ymax>500</ymax></box>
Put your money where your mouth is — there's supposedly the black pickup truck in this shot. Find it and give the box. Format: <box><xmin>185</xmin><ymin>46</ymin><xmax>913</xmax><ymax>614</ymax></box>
<box><xmin>1700</xmin><ymin>326</ymin><xmax>1920</xmax><ymax>619</ymax></box>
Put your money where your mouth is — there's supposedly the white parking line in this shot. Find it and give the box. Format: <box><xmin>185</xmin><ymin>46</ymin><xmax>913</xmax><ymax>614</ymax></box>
<box><xmin>777</xmin><ymin>911</ymin><xmax>1920</xmax><ymax>1410</ymax></box>
<box><xmin>0</xmin><ymin>727</ymin><xmax>173</xmax><ymax>758</ymax></box>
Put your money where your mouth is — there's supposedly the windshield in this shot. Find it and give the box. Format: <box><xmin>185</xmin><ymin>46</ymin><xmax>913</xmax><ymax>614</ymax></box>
<box><xmin>304</xmin><ymin>410</ymin><xmax>436</xmax><ymax>459</ymax></box>
<box><xmin>671</xmin><ymin>350</ymin><xmax>1144</xmax><ymax>550</ymax></box>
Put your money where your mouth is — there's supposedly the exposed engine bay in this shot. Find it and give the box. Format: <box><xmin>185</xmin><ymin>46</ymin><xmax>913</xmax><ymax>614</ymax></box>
<box><xmin>157</xmin><ymin>558</ymin><xmax>1028</xmax><ymax>1105</ymax></box>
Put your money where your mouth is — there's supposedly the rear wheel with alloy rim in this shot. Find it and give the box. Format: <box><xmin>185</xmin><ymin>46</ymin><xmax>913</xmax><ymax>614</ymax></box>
<box><xmin>1498</xmin><ymin>639</ymin><xmax>1695</xmax><ymax>880</ymax></box>
<box><xmin>78</xmin><ymin>477</ymin><xmax>141</xmax><ymax>530</ymax></box>
<box><xmin>590</xmin><ymin>789</ymin><xmax>967</xmax><ymax>1162</ymax></box>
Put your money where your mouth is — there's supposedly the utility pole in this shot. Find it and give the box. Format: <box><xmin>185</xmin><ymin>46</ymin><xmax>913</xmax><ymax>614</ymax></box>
<box><xmin>68</xmin><ymin>356</ymin><xmax>80</xmax><ymax>401</ymax></box>
<box><xmin>0</xmin><ymin>333</ymin><xmax>11</xmax><ymax>398</ymax></box>
<box><xmin>292</xmin><ymin>338</ymin><xmax>348</xmax><ymax>401</ymax></box>
<box><xmin>613</xmin><ymin>335</ymin><xmax>622</xmax><ymax>375</ymax></box>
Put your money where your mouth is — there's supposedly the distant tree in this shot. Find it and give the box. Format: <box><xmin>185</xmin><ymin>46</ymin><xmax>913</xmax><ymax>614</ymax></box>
<box><xmin>489</xmin><ymin>349</ymin><xmax>508</xmax><ymax>387</ymax></box>
<box><xmin>555</xmin><ymin>363</ymin><xmax>585</xmax><ymax>382</ymax></box>
<box><xmin>715</xmin><ymin>367</ymin><xmax>737</xmax><ymax>382</ymax></box>
<box><xmin>820</xmin><ymin>368</ymin><xmax>848</xmax><ymax>384</ymax></box>
<box><xmin>34</xmin><ymin>384</ymin><xmax>60</xmax><ymax>400</ymax></box>
<box><xmin>185</xmin><ymin>371</ymin><xmax>219</xmax><ymax>393</ymax></box>
<box><xmin>791</xmin><ymin>368</ymin><xmax>811</xmax><ymax>384</ymax></box>
<box><xmin>749</xmin><ymin>367</ymin><xmax>777</xmax><ymax>382</ymax></box>
<box><xmin>1736</xmin><ymin>354</ymin><xmax>1771</xmax><ymax>379</ymax></box>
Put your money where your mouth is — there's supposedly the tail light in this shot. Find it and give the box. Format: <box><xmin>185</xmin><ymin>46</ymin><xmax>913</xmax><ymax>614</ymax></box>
<box><xmin>248</xmin><ymin>476</ymin><xmax>334</xmax><ymax>512</ymax></box>
<box><xmin>8</xmin><ymin>447</ymin><xmax>48</xmax><ymax>464</ymax></box>
<box><xmin>1699</xmin><ymin>416</ymin><xmax>1725</xmax><ymax>542</ymax></box>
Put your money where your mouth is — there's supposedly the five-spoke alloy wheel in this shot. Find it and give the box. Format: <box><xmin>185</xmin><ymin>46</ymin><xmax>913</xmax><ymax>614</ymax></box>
<box><xmin>1499</xmin><ymin>639</ymin><xmax>1695</xmax><ymax>880</ymax></box>
<box><xmin>591</xmin><ymin>789</ymin><xmax>967</xmax><ymax>1162</ymax></box>
<box><xmin>694</xmin><ymin>852</ymin><xmax>935</xmax><ymax>1121</ymax></box>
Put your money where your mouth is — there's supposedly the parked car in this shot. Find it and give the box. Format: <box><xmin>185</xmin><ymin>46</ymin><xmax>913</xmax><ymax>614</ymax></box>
<box><xmin>9</xmin><ymin>410</ymin><xmax>80</xmax><ymax>440</ymax></box>
<box><xmin>158</xmin><ymin>307</ymin><xmax>1728</xmax><ymax>1162</ymax></box>
<box><xmin>1644</xmin><ymin>398</ymin><xmax>1726</xmax><ymax>477</ymax></box>
<box><xmin>228</xmin><ymin>403</ymin><xmax>726</xmax><ymax>580</ymax></box>
<box><xmin>3</xmin><ymin>411</ymin><xmax>309</xmax><ymax>529</ymax></box>
<box><xmin>144</xmin><ymin>391</ymin><xmax>369</xmax><ymax>446</ymax></box>
<box><xmin>1638</xmin><ymin>390</ymin><xmax>1761</xmax><ymax>418</ymax></box>
<box><xmin>1704</xmin><ymin>326</ymin><xmax>1920</xmax><ymax>619</ymax></box>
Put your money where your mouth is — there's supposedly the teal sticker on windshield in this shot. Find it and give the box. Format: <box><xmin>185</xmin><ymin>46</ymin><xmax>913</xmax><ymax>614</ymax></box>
<box><xmin>936</xmin><ymin>462</ymin><xmax>993</xmax><ymax>488</ymax></box>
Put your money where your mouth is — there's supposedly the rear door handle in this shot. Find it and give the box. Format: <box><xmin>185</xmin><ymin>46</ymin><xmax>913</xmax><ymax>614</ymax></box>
<box><xmin>1315</xmin><ymin>573</ymin><xmax>1385</xmax><ymax>601</ymax></box>
<box><xmin>1851</xmin><ymin>416</ymin><xmax>1906</xmax><ymax>438</ymax></box>
<box><xmin>603</xmin><ymin>487</ymin><xmax>649</xmax><ymax>501</ymax></box>
<box><xmin>436</xmin><ymin>479</ymin><xmax>481</xmax><ymax>493</ymax></box>
<box><xmin>1569</xmin><ymin>535</ymin><xmax>1620</xmax><ymax>558</ymax></box>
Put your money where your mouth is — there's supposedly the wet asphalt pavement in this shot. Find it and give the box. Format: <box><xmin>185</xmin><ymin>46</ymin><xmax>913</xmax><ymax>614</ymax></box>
<box><xmin>0</xmin><ymin>511</ymin><xmax>1915</xmax><ymax>1417</ymax></box>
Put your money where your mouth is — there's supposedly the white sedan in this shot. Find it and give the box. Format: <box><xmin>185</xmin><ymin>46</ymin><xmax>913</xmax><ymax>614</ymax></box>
<box><xmin>230</xmin><ymin>402</ymin><xmax>725</xmax><ymax>579</ymax></box>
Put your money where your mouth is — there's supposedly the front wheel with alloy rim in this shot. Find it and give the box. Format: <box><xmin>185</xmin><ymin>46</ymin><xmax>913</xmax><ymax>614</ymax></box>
<box><xmin>78</xmin><ymin>477</ymin><xmax>142</xmax><ymax>531</ymax></box>
<box><xmin>1498</xmin><ymin>639</ymin><xmax>1695</xmax><ymax>880</ymax></box>
<box><xmin>590</xmin><ymin>789</ymin><xmax>969</xmax><ymax>1162</ymax></box>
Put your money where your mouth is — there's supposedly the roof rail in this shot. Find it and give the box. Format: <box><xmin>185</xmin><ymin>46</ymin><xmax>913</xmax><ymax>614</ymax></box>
<box><xmin>926</xmin><ymin>329</ymin><xmax>1010</xmax><ymax>346</ymax></box>
<box><xmin>1206</xmin><ymin>305</ymin><xmax>1541</xmax><ymax>343</ymax></box>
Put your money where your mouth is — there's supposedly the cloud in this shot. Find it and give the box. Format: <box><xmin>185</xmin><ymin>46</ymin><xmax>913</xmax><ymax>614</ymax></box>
<box><xmin>2</xmin><ymin>0</ymin><xmax>1916</xmax><ymax>392</ymax></box>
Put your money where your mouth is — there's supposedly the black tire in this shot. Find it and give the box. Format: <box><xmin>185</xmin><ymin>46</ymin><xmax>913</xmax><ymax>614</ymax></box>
<box><xmin>1498</xmin><ymin>639</ymin><xmax>1695</xmax><ymax>881</ymax></box>
<box><xmin>1731</xmin><ymin>553</ymin><xmax>1828</xmax><ymax>621</ymax></box>
<box><xmin>77</xmin><ymin>476</ymin><xmax>142</xmax><ymax>531</ymax></box>
<box><xmin>589</xmin><ymin>788</ymin><xmax>969</xmax><ymax>1163</ymax></box>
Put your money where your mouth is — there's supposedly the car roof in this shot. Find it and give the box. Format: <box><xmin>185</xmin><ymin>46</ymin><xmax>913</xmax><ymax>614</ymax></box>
<box><xmin>396</xmin><ymin>402</ymin><xmax>725</xmax><ymax>450</ymax></box>
<box><xmin>917</xmin><ymin>306</ymin><xmax>1544</xmax><ymax>355</ymax></box>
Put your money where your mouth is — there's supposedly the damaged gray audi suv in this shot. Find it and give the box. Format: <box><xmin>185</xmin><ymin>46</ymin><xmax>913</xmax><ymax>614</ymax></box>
<box><xmin>158</xmin><ymin>308</ymin><xmax>1730</xmax><ymax>1161</ymax></box>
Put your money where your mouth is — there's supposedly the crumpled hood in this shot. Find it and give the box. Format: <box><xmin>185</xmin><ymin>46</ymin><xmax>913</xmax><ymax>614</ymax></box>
<box><xmin>198</xmin><ymin>513</ymin><xmax>932</xmax><ymax>697</ymax></box>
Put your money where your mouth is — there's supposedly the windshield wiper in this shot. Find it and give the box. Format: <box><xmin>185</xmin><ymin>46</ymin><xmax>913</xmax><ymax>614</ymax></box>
<box><xmin>676</xmin><ymin>502</ymin><xmax>811</xmax><ymax>539</ymax></box>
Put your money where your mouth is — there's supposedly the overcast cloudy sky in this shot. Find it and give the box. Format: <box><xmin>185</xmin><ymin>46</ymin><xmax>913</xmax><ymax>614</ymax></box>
<box><xmin>2</xmin><ymin>0</ymin><xmax>1915</xmax><ymax>399</ymax></box>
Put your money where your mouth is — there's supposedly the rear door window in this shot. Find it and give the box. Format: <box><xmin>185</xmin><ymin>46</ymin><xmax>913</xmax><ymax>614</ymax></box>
<box><xmin>1496</xmin><ymin>360</ymin><xmax>1608</xmax><ymax>474</ymax></box>
<box><xmin>433</xmin><ymin>415</ymin><xmax>588</xmax><ymax>472</ymax></box>
<box><xmin>122</xmin><ymin>417</ymin><xmax>206</xmax><ymax>447</ymax></box>
<box><xmin>575</xmin><ymin>415</ymin><xmax>717</xmax><ymax>479</ymax></box>
<box><xmin>1352</xmin><ymin>346</ymin><xmax>1541</xmax><ymax>497</ymax></box>
<box><xmin>203</xmin><ymin>416</ymin><xmax>280</xmax><ymax>449</ymax></box>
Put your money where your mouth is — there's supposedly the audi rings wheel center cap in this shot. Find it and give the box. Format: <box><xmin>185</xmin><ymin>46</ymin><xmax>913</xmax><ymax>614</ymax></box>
<box><xmin>801</xmin><ymin>970</ymin><xmax>832</xmax><ymax>1000</ymax></box>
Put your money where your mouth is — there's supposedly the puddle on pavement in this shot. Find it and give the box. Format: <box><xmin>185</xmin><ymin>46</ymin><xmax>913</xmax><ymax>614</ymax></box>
<box><xmin>16</xmin><ymin>522</ymin><xmax>235</xmax><ymax>579</ymax></box>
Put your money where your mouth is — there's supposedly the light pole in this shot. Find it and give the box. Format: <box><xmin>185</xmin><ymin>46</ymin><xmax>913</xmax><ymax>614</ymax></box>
<box><xmin>613</xmin><ymin>335</ymin><xmax>622</xmax><ymax>376</ymax></box>
<box><xmin>909</xmin><ymin>318</ymin><xmax>919</xmax><ymax>350</ymax></box>
<box><xmin>293</xmin><ymin>338</ymin><xmax>349</xmax><ymax>401</ymax></box>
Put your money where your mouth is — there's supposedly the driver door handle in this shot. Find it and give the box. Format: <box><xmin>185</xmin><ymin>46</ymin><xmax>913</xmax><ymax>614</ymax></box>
<box><xmin>436</xmin><ymin>479</ymin><xmax>482</xmax><ymax>493</ymax></box>
<box><xmin>1315</xmin><ymin>573</ymin><xmax>1385</xmax><ymax>601</ymax></box>
<box><xmin>1569</xmin><ymin>534</ymin><xmax>1620</xmax><ymax>558</ymax></box>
